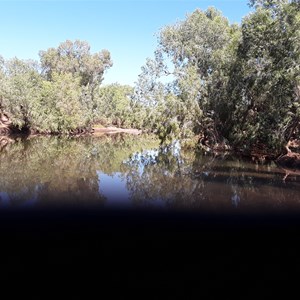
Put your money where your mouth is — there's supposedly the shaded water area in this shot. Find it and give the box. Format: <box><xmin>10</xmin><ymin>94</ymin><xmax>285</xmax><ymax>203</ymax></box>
<box><xmin>0</xmin><ymin>133</ymin><xmax>300</xmax><ymax>213</ymax></box>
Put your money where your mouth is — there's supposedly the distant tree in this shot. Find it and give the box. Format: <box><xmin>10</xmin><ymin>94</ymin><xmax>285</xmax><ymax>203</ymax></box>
<box><xmin>0</xmin><ymin>40</ymin><xmax>113</xmax><ymax>134</ymax></box>
<box><xmin>38</xmin><ymin>72</ymin><xmax>86</xmax><ymax>133</ymax></box>
<box><xmin>38</xmin><ymin>40</ymin><xmax>113</xmax><ymax>133</ymax></box>
<box><xmin>39</xmin><ymin>40</ymin><xmax>112</xmax><ymax>102</ymax></box>
<box><xmin>133</xmin><ymin>56</ymin><xmax>167</xmax><ymax>131</ymax></box>
<box><xmin>94</xmin><ymin>83</ymin><xmax>138</xmax><ymax>128</ymax></box>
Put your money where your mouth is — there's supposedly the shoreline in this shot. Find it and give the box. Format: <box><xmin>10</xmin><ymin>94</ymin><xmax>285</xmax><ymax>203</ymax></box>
<box><xmin>1</xmin><ymin>128</ymin><xmax>300</xmax><ymax>172</ymax></box>
<box><xmin>0</xmin><ymin>125</ymin><xmax>143</xmax><ymax>138</ymax></box>
<box><xmin>92</xmin><ymin>127</ymin><xmax>142</xmax><ymax>135</ymax></box>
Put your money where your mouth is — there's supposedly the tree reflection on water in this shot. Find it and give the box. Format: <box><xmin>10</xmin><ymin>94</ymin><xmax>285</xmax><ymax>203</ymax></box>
<box><xmin>125</xmin><ymin>143</ymin><xmax>300</xmax><ymax>212</ymax></box>
<box><xmin>0</xmin><ymin>134</ymin><xmax>300</xmax><ymax>212</ymax></box>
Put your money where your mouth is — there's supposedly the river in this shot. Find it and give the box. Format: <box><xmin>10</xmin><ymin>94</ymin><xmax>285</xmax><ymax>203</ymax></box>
<box><xmin>0</xmin><ymin>133</ymin><xmax>299</xmax><ymax>213</ymax></box>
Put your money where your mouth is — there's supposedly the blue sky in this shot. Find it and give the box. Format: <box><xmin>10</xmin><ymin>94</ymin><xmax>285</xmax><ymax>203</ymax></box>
<box><xmin>0</xmin><ymin>0</ymin><xmax>251</xmax><ymax>86</ymax></box>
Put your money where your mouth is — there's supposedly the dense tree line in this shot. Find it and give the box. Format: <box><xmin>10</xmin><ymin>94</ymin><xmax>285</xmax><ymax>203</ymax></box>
<box><xmin>135</xmin><ymin>0</ymin><xmax>300</xmax><ymax>157</ymax></box>
<box><xmin>0</xmin><ymin>40</ymin><xmax>112</xmax><ymax>133</ymax></box>
<box><xmin>0</xmin><ymin>40</ymin><xmax>147</xmax><ymax>134</ymax></box>
<box><xmin>0</xmin><ymin>40</ymin><xmax>113</xmax><ymax>134</ymax></box>
<box><xmin>0</xmin><ymin>0</ymin><xmax>299</xmax><ymax>158</ymax></box>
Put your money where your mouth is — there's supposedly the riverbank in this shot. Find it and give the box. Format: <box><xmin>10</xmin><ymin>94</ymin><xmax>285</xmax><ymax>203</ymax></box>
<box><xmin>0</xmin><ymin>122</ymin><xmax>142</xmax><ymax>137</ymax></box>
<box><xmin>1</xmin><ymin>123</ymin><xmax>300</xmax><ymax>173</ymax></box>
<box><xmin>92</xmin><ymin>126</ymin><xmax>142</xmax><ymax>135</ymax></box>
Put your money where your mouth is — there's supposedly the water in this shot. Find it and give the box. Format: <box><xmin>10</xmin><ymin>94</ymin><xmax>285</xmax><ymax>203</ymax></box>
<box><xmin>0</xmin><ymin>134</ymin><xmax>300</xmax><ymax>213</ymax></box>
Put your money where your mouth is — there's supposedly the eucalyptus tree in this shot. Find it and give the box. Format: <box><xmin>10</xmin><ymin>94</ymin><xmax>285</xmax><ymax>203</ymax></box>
<box><xmin>0</xmin><ymin>57</ymin><xmax>11</xmax><ymax>132</ymax></box>
<box><xmin>137</xmin><ymin>2</ymin><xmax>299</xmax><ymax>155</ymax></box>
<box><xmin>39</xmin><ymin>40</ymin><xmax>112</xmax><ymax>102</ymax></box>
<box><xmin>248</xmin><ymin>0</ymin><xmax>299</xmax><ymax>9</ymax></box>
<box><xmin>0</xmin><ymin>58</ymin><xmax>42</xmax><ymax>131</ymax></box>
<box><xmin>227</xmin><ymin>0</ymin><xmax>300</xmax><ymax>154</ymax></box>
<box><xmin>0</xmin><ymin>40</ymin><xmax>113</xmax><ymax>134</ymax></box>
<box><xmin>137</xmin><ymin>7</ymin><xmax>241</xmax><ymax>146</ymax></box>
<box><xmin>38</xmin><ymin>72</ymin><xmax>87</xmax><ymax>133</ymax></box>
<box><xmin>133</xmin><ymin>56</ymin><xmax>169</xmax><ymax>132</ymax></box>
<box><xmin>37</xmin><ymin>40</ymin><xmax>113</xmax><ymax>133</ymax></box>
<box><xmin>0</xmin><ymin>56</ymin><xmax>5</xmax><ymax>114</ymax></box>
<box><xmin>94</xmin><ymin>83</ymin><xmax>135</xmax><ymax>128</ymax></box>
<box><xmin>0</xmin><ymin>57</ymin><xmax>88</xmax><ymax>134</ymax></box>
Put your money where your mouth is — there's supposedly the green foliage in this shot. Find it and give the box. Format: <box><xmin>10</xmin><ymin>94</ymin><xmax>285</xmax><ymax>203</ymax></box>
<box><xmin>39</xmin><ymin>40</ymin><xmax>112</xmax><ymax>89</ymax></box>
<box><xmin>135</xmin><ymin>7</ymin><xmax>240</xmax><ymax>146</ymax></box>
<box><xmin>94</xmin><ymin>83</ymin><xmax>135</xmax><ymax>127</ymax></box>
<box><xmin>0</xmin><ymin>3</ymin><xmax>299</xmax><ymax>158</ymax></box>
<box><xmin>1</xmin><ymin>58</ymin><xmax>42</xmax><ymax>130</ymax></box>
<box><xmin>248</xmin><ymin>0</ymin><xmax>289</xmax><ymax>10</ymax></box>
<box><xmin>159</xmin><ymin>7</ymin><xmax>233</xmax><ymax>75</ymax></box>
<box><xmin>0</xmin><ymin>40</ymin><xmax>112</xmax><ymax>134</ymax></box>
<box><xmin>37</xmin><ymin>73</ymin><xmax>86</xmax><ymax>133</ymax></box>
<box><xmin>227</xmin><ymin>0</ymin><xmax>300</xmax><ymax>153</ymax></box>
<box><xmin>134</xmin><ymin>2</ymin><xmax>300</xmax><ymax>156</ymax></box>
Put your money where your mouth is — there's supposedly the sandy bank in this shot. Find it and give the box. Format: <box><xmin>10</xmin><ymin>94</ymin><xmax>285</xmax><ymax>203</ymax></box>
<box><xmin>92</xmin><ymin>127</ymin><xmax>142</xmax><ymax>135</ymax></box>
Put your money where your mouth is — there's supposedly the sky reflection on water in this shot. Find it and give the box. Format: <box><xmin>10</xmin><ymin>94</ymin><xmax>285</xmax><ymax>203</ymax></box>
<box><xmin>97</xmin><ymin>171</ymin><xmax>130</xmax><ymax>208</ymax></box>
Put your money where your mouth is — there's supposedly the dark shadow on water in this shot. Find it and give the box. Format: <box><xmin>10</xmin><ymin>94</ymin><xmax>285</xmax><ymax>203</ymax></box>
<box><xmin>0</xmin><ymin>136</ymin><xmax>299</xmax><ymax>295</ymax></box>
<box><xmin>1</xmin><ymin>135</ymin><xmax>300</xmax><ymax>294</ymax></box>
<box><xmin>1</xmin><ymin>205</ymin><xmax>300</xmax><ymax>298</ymax></box>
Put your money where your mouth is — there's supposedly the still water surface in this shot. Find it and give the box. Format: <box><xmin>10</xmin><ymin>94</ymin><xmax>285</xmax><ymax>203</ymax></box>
<box><xmin>0</xmin><ymin>134</ymin><xmax>300</xmax><ymax>213</ymax></box>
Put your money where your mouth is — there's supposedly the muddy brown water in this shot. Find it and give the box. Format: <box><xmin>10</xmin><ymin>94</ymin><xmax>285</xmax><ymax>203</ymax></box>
<box><xmin>2</xmin><ymin>133</ymin><xmax>300</xmax><ymax>294</ymax></box>
<box><xmin>0</xmin><ymin>134</ymin><xmax>299</xmax><ymax>213</ymax></box>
